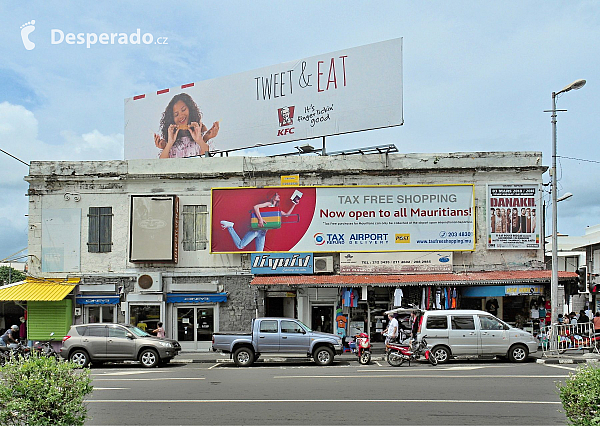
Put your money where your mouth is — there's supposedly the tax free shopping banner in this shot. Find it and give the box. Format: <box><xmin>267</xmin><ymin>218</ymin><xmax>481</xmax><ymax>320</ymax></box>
<box><xmin>211</xmin><ymin>185</ymin><xmax>475</xmax><ymax>253</ymax></box>
<box><xmin>124</xmin><ymin>38</ymin><xmax>403</xmax><ymax>159</ymax></box>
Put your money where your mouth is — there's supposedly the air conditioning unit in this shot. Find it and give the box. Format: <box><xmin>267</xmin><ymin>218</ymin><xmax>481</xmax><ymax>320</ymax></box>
<box><xmin>314</xmin><ymin>256</ymin><xmax>334</xmax><ymax>274</ymax></box>
<box><xmin>135</xmin><ymin>272</ymin><xmax>163</xmax><ymax>292</ymax></box>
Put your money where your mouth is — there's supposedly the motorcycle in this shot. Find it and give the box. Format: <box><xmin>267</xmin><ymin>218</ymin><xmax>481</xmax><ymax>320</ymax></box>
<box><xmin>33</xmin><ymin>333</ymin><xmax>60</xmax><ymax>360</ymax></box>
<box><xmin>386</xmin><ymin>335</ymin><xmax>438</xmax><ymax>367</ymax></box>
<box><xmin>350</xmin><ymin>331</ymin><xmax>372</xmax><ymax>365</ymax></box>
<box><xmin>3</xmin><ymin>341</ymin><xmax>31</xmax><ymax>362</ymax></box>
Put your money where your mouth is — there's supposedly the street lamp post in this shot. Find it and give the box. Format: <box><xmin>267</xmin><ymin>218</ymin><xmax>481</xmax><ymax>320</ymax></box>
<box><xmin>549</xmin><ymin>79</ymin><xmax>586</xmax><ymax>325</ymax></box>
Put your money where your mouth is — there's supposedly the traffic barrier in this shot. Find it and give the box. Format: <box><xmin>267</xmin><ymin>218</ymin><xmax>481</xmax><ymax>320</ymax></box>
<box><xmin>540</xmin><ymin>321</ymin><xmax>599</xmax><ymax>356</ymax></box>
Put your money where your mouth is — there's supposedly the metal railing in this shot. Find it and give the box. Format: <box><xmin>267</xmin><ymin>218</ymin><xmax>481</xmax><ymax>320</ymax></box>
<box><xmin>540</xmin><ymin>321</ymin><xmax>599</xmax><ymax>356</ymax></box>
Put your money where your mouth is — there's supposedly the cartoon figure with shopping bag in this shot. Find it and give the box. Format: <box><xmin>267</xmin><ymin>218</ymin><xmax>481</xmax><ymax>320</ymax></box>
<box><xmin>220</xmin><ymin>190</ymin><xmax>301</xmax><ymax>251</ymax></box>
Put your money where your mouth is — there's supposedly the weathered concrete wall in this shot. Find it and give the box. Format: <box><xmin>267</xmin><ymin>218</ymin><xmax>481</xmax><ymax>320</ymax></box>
<box><xmin>25</xmin><ymin>151</ymin><xmax>547</xmax><ymax>278</ymax></box>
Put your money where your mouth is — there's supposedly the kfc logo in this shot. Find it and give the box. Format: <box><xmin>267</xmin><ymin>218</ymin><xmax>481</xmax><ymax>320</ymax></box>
<box><xmin>278</xmin><ymin>106</ymin><xmax>294</xmax><ymax>127</ymax></box>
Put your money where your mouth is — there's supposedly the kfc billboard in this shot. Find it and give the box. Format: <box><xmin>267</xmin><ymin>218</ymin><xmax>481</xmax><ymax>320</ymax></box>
<box><xmin>211</xmin><ymin>185</ymin><xmax>475</xmax><ymax>253</ymax></box>
<box><xmin>124</xmin><ymin>38</ymin><xmax>403</xmax><ymax>159</ymax></box>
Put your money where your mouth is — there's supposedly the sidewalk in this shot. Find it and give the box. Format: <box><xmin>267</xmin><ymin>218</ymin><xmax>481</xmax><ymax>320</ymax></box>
<box><xmin>172</xmin><ymin>347</ymin><xmax>600</xmax><ymax>365</ymax></box>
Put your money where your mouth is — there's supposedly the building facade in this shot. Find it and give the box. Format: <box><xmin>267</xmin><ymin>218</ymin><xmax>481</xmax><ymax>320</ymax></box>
<box><xmin>17</xmin><ymin>151</ymin><xmax>577</xmax><ymax>349</ymax></box>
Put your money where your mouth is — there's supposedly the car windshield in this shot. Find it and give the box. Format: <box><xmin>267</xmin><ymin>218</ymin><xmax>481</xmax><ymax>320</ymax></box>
<box><xmin>124</xmin><ymin>325</ymin><xmax>152</xmax><ymax>337</ymax></box>
<box><xmin>296</xmin><ymin>320</ymin><xmax>312</xmax><ymax>332</ymax></box>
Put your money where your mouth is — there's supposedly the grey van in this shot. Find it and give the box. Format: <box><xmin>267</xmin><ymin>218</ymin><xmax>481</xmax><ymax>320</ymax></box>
<box><xmin>384</xmin><ymin>308</ymin><xmax>538</xmax><ymax>364</ymax></box>
<box><xmin>416</xmin><ymin>309</ymin><xmax>538</xmax><ymax>363</ymax></box>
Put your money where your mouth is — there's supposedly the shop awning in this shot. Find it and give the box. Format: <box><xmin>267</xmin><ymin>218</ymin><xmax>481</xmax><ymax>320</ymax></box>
<box><xmin>251</xmin><ymin>270</ymin><xmax>577</xmax><ymax>287</ymax></box>
<box><xmin>0</xmin><ymin>277</ymin><xmax>79</xmax><ymax>301</ymax></box>
<box><xmin>166</xmin><ymin>292</ymin><xmax>228</xmax><ymax>304</ymax></box>
<box><xmin>75</xmin><ymin>295</ymin><xmax>120</xmax><ymax>305</ymax></box>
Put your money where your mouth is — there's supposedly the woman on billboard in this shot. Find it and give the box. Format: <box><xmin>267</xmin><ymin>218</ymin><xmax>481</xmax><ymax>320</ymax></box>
<box><xmin>154</xmin><ymin>93</ymin><xmax>219</xmax><ymax>158</ymax></box>
<box><xmin>219</xmin><ymin>191</ymin><xmax>299</xmax><ymax>252</ymax></box>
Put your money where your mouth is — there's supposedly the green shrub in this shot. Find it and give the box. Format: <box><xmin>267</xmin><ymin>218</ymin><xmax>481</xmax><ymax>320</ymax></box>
<box><xmin>557</xmin><ymin>363</ymin><xmax>600</xmax><ymax>426</ymax></box>
<box><xmin>0</xmin><ymin>355</ymin><xmax>93</xmax><ymax>426</ymax></box>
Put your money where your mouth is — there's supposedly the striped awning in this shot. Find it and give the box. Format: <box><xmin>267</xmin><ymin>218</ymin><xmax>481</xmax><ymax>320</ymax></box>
<box><xmin>0</xmin><ymin>277</ymin><xmax>79</xmax><ymax>301</ymax></box>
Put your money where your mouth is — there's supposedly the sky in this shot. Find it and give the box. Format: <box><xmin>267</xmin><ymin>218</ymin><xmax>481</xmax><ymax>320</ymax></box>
<box><xmin>1</xmin><ymin>1</ymin><xmax>598</xmax><ymax>261</ymax></box>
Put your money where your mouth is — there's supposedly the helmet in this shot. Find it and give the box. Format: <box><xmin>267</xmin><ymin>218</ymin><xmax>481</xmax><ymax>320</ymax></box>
<box><xmin>11</xmin><ymin>325</ymin><xmax>19</xmax><ymax>332</ymax></box>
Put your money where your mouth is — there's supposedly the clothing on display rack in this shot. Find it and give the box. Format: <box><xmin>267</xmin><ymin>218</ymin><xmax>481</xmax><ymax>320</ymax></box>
<box><xmin>394</xmin><ymin>288</ymin><xmax>404</xmax><ymax>307</ymax></box>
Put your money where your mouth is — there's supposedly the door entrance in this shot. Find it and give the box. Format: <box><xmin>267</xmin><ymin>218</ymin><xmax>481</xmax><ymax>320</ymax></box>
<box><xmin>176</xmin><ymin>306</ymin><xmax>214</xmax><ymax>350</ymax></box>
<box><xmin>311</xmin><ymin>305</ymin><xmax>334</xmax><ymax>334</ymax></box>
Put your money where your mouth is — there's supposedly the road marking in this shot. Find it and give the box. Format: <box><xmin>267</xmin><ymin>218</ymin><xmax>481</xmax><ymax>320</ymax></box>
<box><xmin>93</xmin><ymin>387</ymin><xmax>128</xmax><ymax>390</ymax></box>
<box><xmin>272</xmin><ymin>374</ymin><xmax>567</xmax><ymax>379</ymax></box>
<box><xmin>542</xmin><ymin>364</ymin><xmax>578</xmax><ymax>372</ymax></box>
<box><xmin>93</xmin><ymin>378</ymin><xmax>205</xmax><ymax>381</ymax></box>
<box><xmin>208</xmin><ymin>363</ymin><xmax>220</xmax><ymax>369</ymax></box>
<box><xmin>93</xmin><ymin>370</ymin><xmax>171</xmax><ymax>376</ymax></box>
<box><xmin>85</xmin><ymin>398</ymin><xmax>561</xmax><ymax>405</ymax></box>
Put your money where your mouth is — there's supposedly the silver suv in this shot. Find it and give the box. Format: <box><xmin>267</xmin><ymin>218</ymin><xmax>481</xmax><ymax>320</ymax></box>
<box><xmin>60</xmin><ymin>323</ymin><xmax>181</xmax><ymax>368</ymax></box>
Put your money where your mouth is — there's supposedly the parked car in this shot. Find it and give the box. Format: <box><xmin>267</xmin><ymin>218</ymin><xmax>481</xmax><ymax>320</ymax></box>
<box><xmin>60</xmin><ymin>323</ymin><xmax>181</xmax><ymax>368</ymax></box>
<box><xmin>212</xmin><ymin>317</ymin><xmax>343</xmax><ymax>366</ymax></box>
<box><xmin>386</xmin><ymin>308</ymin><xmax>538</xmax><ymax>364</ymax></box>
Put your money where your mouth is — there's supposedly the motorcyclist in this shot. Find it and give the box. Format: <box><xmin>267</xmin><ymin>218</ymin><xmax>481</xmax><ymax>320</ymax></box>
<box><xmin>0</xmin><ymin>325</ymin><xmax>19</xmax><ymax>347</ymax></box>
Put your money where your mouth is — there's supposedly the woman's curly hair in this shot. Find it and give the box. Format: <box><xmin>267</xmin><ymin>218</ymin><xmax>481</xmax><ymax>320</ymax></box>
<box><xmin>159</xmin><ymin>93</ymin><xmax>202</xmax><ymax>141</ymax></box>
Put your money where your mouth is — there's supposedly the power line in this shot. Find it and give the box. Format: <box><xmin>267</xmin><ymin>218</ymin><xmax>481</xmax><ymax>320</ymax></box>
<box><xmin>557</xmin><ymin>155</ymin><xmax>600</xmax><ymax>164</ymax></box>
<box><xmin>0</xmin><ymin>148</ymin><xmax>29</xmax><ymax>166</ymax></box>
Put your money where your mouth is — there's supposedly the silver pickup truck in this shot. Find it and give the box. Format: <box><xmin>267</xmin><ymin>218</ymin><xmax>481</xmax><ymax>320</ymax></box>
<box><xmin>211</xmin><ymin>317</ymin><xmax>343</xmax><ymax>366</ymax></box>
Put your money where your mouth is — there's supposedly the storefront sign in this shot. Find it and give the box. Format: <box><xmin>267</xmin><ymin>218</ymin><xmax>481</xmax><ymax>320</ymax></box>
<box><xmin>211</xmin><ymin>185</ymin><xmax>475</xmax><ymax>253</ymax></box>
<box><xmin>487</xmin><ymin>183</ymin><xmax>540</xmax><ymax>249</ymax></box>
<box><xmin>166</xmin><ymin>293</ymin><xmax>228</xmax><ymax>304</ymax></box>
<box><xmin>75</xmin><ymin>295</ymin><xmax>120</xmax><ymax>305</ymax></box>
<box><xmin>251</xmin><ymin>253</ymin><xmax>313</xmax><ymax>274</ymax></box>
<box><xmin>124</xmin><ymin>38</ymin><xmax>403</xmax><ymax>159</ymax></box>
<box><xmin>339</xmin><ymin>252</ymin><xmax>453</xmax><ymax>274</ymax></box>
<box><xmin>504</xmin><ymin>285</ymin><xmax>544</xmax><ymax>296</ymax></box>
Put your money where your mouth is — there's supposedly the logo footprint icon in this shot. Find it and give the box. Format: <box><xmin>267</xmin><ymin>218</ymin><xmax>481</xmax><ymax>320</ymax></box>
<box><xmin>20</xmin><ymin>20</ymin><xmax>36</xmax><ymax>51</ymax></box>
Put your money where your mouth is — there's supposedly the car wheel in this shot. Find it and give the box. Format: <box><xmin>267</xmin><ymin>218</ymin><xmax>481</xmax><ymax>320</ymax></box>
<box><xmin>508</xmin><ymin>344</ymin><xmax>528</xmax><ymax>363</ymax></box>
<box><xmin>69</xmin><ymin>350</ymin><xmax>90</xmax><ymax>368</ymax></box>
<box><xmin>139</xmin><ymin>349</ymin><xmax>159</xmax><ymax>368</ymax></box>
<box><xmin>431</xmin><ymin>346</ymin><xmax>450</xmax><ymax>364</ymax></box>
<box><xmin>313</xmin><ymin>346</ymin><xmax>334</xmax><ymax>366</ymax></box>
<box><xmin>233</xmin><ymin>347</ymin><xmax>255</xmax><ymax>367</ymax></box>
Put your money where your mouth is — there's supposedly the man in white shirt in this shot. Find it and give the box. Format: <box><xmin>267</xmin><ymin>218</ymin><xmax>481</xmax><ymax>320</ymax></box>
<box><xmin>384</xmin><ymin>314</ymin><xmax>399</xmax><ymax>345</ymax></box>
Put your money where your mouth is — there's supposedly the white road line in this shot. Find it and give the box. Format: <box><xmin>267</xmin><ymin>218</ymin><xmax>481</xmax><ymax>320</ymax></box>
<box><xmin>93</xmin><ymin>370</ymin><xmax>171</xmax><ymax>376</ymax></box>
<box><xmin>85</xmin><ymin>398</ymin><xmax>561</xmax><ymax>405</ymax></box>
<box><xmin>93</xmin><ymin>388</ymin><xmax>128</xmax><ymax>390</ymax></box>
<box><xmin>272</xmin><ymin>374</ymin><xmax>567</xmax><ymax>379</ymax></box>
<box><xmin>208</xmin><ymin>363</ymin><xmax>220</xmax><ymax>369</ymax></box>
<box><xmin>93</xmin><ymin>377</ymin><xmax>205</xmax><ymax>381</ymax></box>
<box><xmin>542</xmin><ymin>364</ymin><xmax>578</xmax><ymax>372</ymax></box>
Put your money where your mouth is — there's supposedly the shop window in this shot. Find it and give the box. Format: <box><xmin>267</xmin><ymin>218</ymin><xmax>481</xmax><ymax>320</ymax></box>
<box><xmin>426</xmin><ymin>316</ymin><xmax>448</xmax><ymax>330</ymax></box>
<box><xmin>260</xmin><ymin>320</ymin><xmax>278</xmax><ymax>333</ymax></box>
<box><xmin>281</xmin><ymin>320</ymin><xmax>304</xmax><ymax>333</ymax></box>
<box><xmin>182</xmin><ymin>205</ymin><xmax>208</xmax><ymax>251</ymax></box>
<box><xmin>451</xmin><ymin>316</ymin><xmax>475</xmax><ymax>330</ymax></box>
<box><xmin>88</xmin><ymin>207</ymin><xmax>113</xmax><ymax>253</ymax></box>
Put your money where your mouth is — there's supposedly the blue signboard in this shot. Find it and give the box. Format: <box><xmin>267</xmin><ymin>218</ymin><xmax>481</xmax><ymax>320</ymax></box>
<box><xmin>75</xmin><ymin>295</ymin><xmax>120</xmax><ymax>305</ymax></box>
<box><xmin>251</xmin><ymin>253</ymin><xmax>313</xmax><ymax>274</ymax></box>
<box><xmin>166</xmin><ymin>293</ymin><xmax>228</xmax><ymax>304</ymax></box>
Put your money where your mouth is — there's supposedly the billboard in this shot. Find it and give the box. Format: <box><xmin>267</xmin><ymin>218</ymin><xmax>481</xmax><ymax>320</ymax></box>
<box><xmin>339</xmin><ymin>252</ymin><xmax>453</xmax><ymax>274</ymax></box>
<box><xmin>124</xmin><ymin>38</ymin><xmax>403</xmax><ymax>159</ymax></box>
<box><xmin>487</xmin><ymin>183</ymin><xmax>540</xmax><ymax>249</ymax></box>
<box><xmin>211</xmin><ymin>185</ymin><xmax>474</xmax><ymax>253</ymax></box>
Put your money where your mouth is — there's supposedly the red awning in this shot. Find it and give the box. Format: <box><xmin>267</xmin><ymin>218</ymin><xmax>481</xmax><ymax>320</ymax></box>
<box><xmin>251</xmin><ymin>270</ymin><xmax>577</xmax><ymax>287</ymax></box>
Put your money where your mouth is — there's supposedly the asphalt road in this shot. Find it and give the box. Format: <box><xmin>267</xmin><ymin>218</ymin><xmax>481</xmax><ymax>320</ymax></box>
<box><xmin>85</xmin><ymin>358</ymin><xmax>571</xmax><ymax>425</ymax></box>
